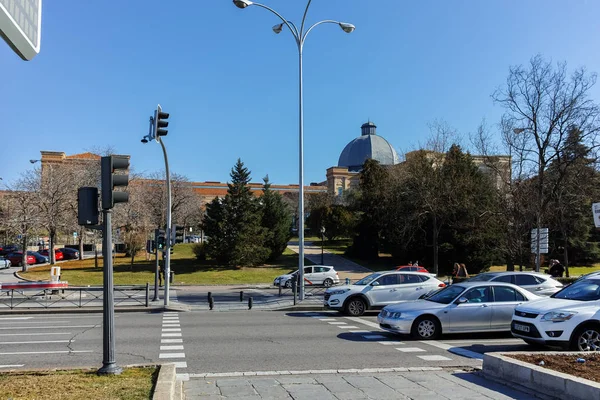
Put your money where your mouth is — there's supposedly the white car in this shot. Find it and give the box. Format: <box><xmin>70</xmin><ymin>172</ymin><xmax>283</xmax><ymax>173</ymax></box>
<box><xmin>467</xmin><ymin>271</ymin><xmax>563</xmax><ymax>296</ymax></box>
<box><xmin>0</xmin><ymin>256</ymin><xmax>11</xmax><ymax>269</ymax></box>
<box><xmin>378</xmin><ymin>282</ymin><xmax>541</xmax><ymax>339</ymax></box>
<box><xmin>324</xmin><ymin>271</ymin><xmax>446</xmax><ymax>316</ymax></box>
<box><xmin>511</xmin><ymin>276</ymin><xmax>600</xmax><ymax>351</ymax></box>
<box><xmin>273</xmin><ymin>266</ymin><xmax>339</xmax><ymax>288</ymax></box>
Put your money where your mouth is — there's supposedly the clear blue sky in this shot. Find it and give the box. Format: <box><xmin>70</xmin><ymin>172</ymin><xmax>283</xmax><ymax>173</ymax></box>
<box><xmin>2</xmin><ymin>0</ymin><xmax>600</xmax><ymax>186</ymax></box>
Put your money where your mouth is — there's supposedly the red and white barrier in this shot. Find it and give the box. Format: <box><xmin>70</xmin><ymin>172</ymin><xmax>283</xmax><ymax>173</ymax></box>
<box><xmin>0</xmin><ymin>281</ymin><xmax>69</xmax><ymax>290</ymax></box>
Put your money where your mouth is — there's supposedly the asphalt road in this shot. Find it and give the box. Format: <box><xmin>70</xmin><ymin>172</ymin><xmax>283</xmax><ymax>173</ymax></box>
<box><xmin>0</xmin><ymin>309</ymin><xmax>535</xmax><ymax>376</ymax></box>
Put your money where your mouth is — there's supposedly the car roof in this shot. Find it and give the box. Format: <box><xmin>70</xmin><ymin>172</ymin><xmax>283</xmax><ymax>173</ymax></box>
<box><xmin>478</xmin><ymin>271</ymin><xmax>551</xmax><ymax>277</ymax></box>
<box><xmin>451</xmin><ymin>281</ymin><xmax>529</xmax><ymax>288</ymax></box>
<box><xmin>382</xmin><ymin>270</ymin><xmax>433</xmax><ymax>275</ymax></box>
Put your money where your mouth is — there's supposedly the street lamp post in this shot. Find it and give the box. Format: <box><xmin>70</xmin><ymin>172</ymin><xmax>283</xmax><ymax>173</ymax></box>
<box><xmin>320</xmin><ymin>225</ymin><xmax>325</xmax><ymax>265</ymax></box>
<box><xmin>233</xmin><ymin>0</ymin><xmax>354</xmax><ymax>300</ymax></box>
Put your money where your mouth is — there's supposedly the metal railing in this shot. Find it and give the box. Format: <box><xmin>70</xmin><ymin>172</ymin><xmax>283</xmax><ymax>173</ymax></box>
<box><xmin>0</xmin><ymin>284</ymin><xmax>150</xmax><ymax>310</ymax></box>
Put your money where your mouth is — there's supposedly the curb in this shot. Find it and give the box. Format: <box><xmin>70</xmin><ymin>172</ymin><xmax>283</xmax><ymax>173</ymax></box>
<box><xmin>482</xmin><ymin>352</ymin><xmax>600</xmax><ymax>400</ymax></box>
<box><xmin>153</xmin><ymin>363</ymin><xmax>177</xmax><ymax>400</ymax></box>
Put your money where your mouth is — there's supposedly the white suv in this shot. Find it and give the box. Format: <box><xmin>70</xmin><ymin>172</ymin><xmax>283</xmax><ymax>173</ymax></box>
<box><xmin>273</xmin><ymin>265</ymin><xmax>339</xmax><ymax>288</ymax></box>
<box><xmin>511</xmin><ymin>276</ymin><xmax>600</xmax><ymax>350</ymax></box>
<box><xmin>324</xmin><ymin>271</ymin><xmax>446</xmax><ymax>316</ymax></box>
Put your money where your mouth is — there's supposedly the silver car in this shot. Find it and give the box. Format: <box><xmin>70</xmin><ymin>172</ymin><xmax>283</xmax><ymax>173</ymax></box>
<box><xmin>377</xmin><ymin>282</ymin><xmax>541</xmax><ymax>339</ymax></box>
<box><xmin>0</xmin><ymin>256</ymin><xmax>11</xmax><ymax>269</ymax></box>
<box><xmin>466</xmin><ymin>271</ymin><xmax>563</xmax><ymax>296</ymax></box>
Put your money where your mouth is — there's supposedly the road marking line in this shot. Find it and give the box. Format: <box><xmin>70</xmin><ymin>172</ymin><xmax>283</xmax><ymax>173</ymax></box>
<box><xmin>441</xmin><ymin>339</ymin><xmax>523</xmax><ymax>344</ymax></box>
<box><xmin>363</xmin><ymin>335</ymin><xmax>387</xmax><ymax>340</ymax></box>
<box><xmin>350</xmin><ymin>331</ymin><xmax>372</xmax><ymax>334</ymax></box>
<box><xmin>162</xmin><ymin>324</ymin><xmax>180</xmax><ymax>327</ymax></box>
<box><xmin>176</xmin><ymin>373</ymin><xmax>189</xmax><ymax>381</ymax></box>
<box><xmin>378</xmin><ymin>341</ymin><xmax>405</xmax><ymax>345</ymax></box>
<box><xmin>424</xmin><ymin>340</ymin><xmax>484</xmax><ymax>360</ymax></box>
<box><xmin>0</xmin><ymin>325</ymin><xmax>97</xmax><ymax>330</ymax></box>
<box><xmin>338</xmin><ymin>325</ymin><xmax>359</xmax><ymax>329</ymax></box>
<box><xmin>172</xmin><ymin>362</ymin><xmax>188</xmax><ymax>368</ymax></box>
<box><xmin>395</xmin><ymin>347</ymin><xmax>426</xmax><ymax>352</ymax></box>
<box><xmin>1</xmin><ymin>333</ymin><xmax>71</xmax><ymax>336</ymax></box>
<box><xmin>0</xmin><ymin>321</ymin><xmax>71</xmax><ymax>324</ymax></box>
<box><xmin>344</xmin><ymin>317</ymin><xmax>380</xmax><ymax>329</ymax></box>
<box><xmin>0</xmin><ymin>340</ymin><xmax>73</xmax><ymax>344</ymax></box>
<box><xmin>418</xmin><ymin>355</ymin><xmax>452</xmax><ymax>361</ymax></box>
<box><xmin>162</xmin><ymin>333</ymin><xmax>182</xmax><ymax>337</ymax></box>
<box><xmin>0</xmin><ymin>317</ymin><xmax>33</xmax><ymax>320</ymax></box>
<box><xmin>162</xmin><ymin>328</ymin><xmax>181</xmax><ymax>332</ymax></box>
<box><xmin>327</xmin><ymin>322</ymin><xmax>346</xmax><ymax>325</ymax></box>
<box><xmin>161</xmin><ymin>339</ymin><xmax>183</xmax><ymax>343</ymax></box>
<box><xmin>159</xmin><ymin>353</ymin><xmax>186</xmax><ymax>359</ymax></box>
<box><xmin>0</xmin><ymin>350</ymin><xmax>93</xmax><ymax>355</ymax></box>
<box><xmin>160</xmin><ymin>345</ymin><xmax>184</xmax><ymax>351</ymax></box>
<box><xmin>318</xmin><ymin>318</ymin><xmax>337</xmax><ymax>321</ymax></box>
<box><xmin>0</xmin><ymin>365</ymin><xmax>24</xmax><ymax>368</ymax></box>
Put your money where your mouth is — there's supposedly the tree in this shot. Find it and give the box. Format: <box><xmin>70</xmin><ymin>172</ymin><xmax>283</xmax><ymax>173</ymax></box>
<box><xmin>493</xmin><ymin>55</ymin><xmax>600</xmax><ymax>271</ymax></box>
<box><xmin>260</xmin><ymin>176</ymin><xmax>292</xmax><ymax>261</ymax></box>
<box><xmin>203</xmin><ymin>159</ymin><xmax>269</xmax><ymax>267</ymax></box>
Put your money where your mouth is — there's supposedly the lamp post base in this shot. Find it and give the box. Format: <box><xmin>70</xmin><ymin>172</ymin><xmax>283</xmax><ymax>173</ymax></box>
<box><xmin>98</xmin><ymin>363</ymin><xmax>122</xmax><ymax>375</ymax></box>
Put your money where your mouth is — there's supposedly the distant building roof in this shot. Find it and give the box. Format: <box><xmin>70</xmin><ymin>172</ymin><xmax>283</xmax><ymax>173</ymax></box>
<box><xmin>338</xmin><ymin>122</ymin><xmax>400</xmax><ymax>171</ymax></box>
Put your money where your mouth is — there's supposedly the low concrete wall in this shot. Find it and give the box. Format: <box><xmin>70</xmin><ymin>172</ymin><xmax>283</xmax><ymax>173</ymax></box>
<box><xmin>153</xmin><ymin>363</ymin><xmax>176</xmax><ymax>400</ymax></box>
<box><xmin>482</xmin><ymin>352</ymin><xmax>600</xmax><ymax>400</ymax></box>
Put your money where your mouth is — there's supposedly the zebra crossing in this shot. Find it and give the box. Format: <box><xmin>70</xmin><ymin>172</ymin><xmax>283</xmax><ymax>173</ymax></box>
<box><xmin>159</xmin><ymin>312</ymin><xmax>189</xmax><ymax>380</ymax></box>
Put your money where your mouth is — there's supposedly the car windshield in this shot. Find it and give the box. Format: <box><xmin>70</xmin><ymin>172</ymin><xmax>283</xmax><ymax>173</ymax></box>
<box><xmin>468</xmin><ymin>274</ymin><xmax>494</xmax><ymax>282</ymax></box>
<box><xmin>426</xmin><ymin>285</ymin><xmax>466</xmax><ymax>304</ymax></box>
<box><xmin>286</xmin><ymin>270</ymin><xmax>298</xmax><ymax>275</ymax></box>
<box><xmin>551</xmin><ymin>278</ymin><xmax>600</xmax><ymax>301</ymax></box>
<box><xmin>354</xmin><ymin>273</ymin><xmax>382</xmax><ymax>286</ymax></box>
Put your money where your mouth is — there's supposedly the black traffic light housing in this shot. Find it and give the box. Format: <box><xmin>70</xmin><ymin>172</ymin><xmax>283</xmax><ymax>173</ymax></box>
<box><xmin>156</xmin><ymin>231</ymin><xmax>166</xmax><ymax>251</ymax></box>
<box><xmin>77</xmin><ymin>187</ymin><xmax>99</xmax><ymax>225</ymax></box>
<box><xmin>154</xmin><ymin>104</ymin><xmax>169</xmax><ymax>137</ymax></box>
<box><xmin>172</xmin><ymin>225</ymin><xmax>185</xmax><ymax>244</ymax></box>
<box><xmin>101</xmin><ymin>155</ymin><xmax>130</xmax><ymax>209</ymax></box>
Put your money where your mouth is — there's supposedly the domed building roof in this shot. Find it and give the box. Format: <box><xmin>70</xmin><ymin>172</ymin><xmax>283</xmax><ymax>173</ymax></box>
<box><xmin>337</xmin><ymin>122</ymin><xmax>400</xmax><ymax>171</ymax></box>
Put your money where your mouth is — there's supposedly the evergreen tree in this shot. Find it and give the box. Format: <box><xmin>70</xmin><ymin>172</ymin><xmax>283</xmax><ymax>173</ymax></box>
<box><xmin>260</xmin><ymin>175</ymin><xmax>292</xmax><ymax>261</ymax></box>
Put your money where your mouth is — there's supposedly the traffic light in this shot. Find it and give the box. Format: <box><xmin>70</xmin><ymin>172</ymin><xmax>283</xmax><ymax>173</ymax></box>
<box><xmin>157</xmin><ymin>234</ymin><xmax>165</xmax><ymax>251</ymax></box>
<box><xmin>77</xmin><ymin>187</ymin><xmax>99</xmax><ymax>225</ymax></box>
<box><xmin>101</xmin><ymin>155</ymin><xmax>130</xmax><ymax>210</ymax></box>
<box><xmin>172</xmin><ymin>225</ymin><xmax>185</xmax><ymax>244</ymax></box>
<box><xmin>154</xmin><ymin>104</ymin><xmax>169</xmax><ymax>137</ymax></box>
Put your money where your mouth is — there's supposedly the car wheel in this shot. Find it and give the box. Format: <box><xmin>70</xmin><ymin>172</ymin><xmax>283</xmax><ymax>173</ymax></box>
<box><xmin>411</xmin><ymin>316</ymin><xmax>441</xmax><ymax>340</ymax></box>
<box><xmin>344</xmin><ymin>298</ymin><xmax>366</xmax><ymax>316</ymax></box>
<box><xmin>284</xmin><ymin>280</ymin><xmax>291</xmax><ymax>288</ymax></box>
<box><xmin>570</xmin><ymin>325</ymin><xmax>600</xmax><ymax>351</ymax></box>
<box><xmin>323</xmin><ymin>278</ymin><xmax>333</xmax><ymax>287</ymax></box>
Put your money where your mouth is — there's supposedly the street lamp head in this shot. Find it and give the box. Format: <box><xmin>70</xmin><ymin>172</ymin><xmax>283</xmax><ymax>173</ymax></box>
<box><xmin>141</xmin><ymin>137</ymin><xmax>149</xmax><ymax>144</ymax></box>
<box><xmin>272</xmin><ymin>23</ymin><xmax>284</xmax><ymax>34</ymax></box>
<box><xmin>339</xmin><ymin>23</ymin><xmax>355</xmax><ymax>33</ymax></box>
<box><xmin>233</xmin><ymin>0</ymin><xmax>253</xmax><ymax>9</ymax></box>
<box><xmin>29</xmin><ymin>159</ymin><xmax>39</xmax><ymax>164</ymax></box>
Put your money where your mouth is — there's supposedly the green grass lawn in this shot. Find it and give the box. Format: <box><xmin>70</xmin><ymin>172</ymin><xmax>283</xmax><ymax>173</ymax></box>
<box><xmin>21</xmin><ymin>244</ymin><xmax>307</xmax><ymax>286</ymax></box>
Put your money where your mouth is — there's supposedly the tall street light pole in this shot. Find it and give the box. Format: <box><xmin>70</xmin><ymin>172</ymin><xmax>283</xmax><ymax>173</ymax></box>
<box><xmin>233</xmin><ymin>0</ymin><xmax>354</xmax><ymax>300</ymax></box>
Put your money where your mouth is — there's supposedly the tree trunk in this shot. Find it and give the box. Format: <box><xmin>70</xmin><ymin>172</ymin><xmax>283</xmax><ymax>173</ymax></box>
<box><xmin>563</xmin><ymin>235</ymin><xmax>570</xmax><ymax>278</ymax></box>
<box><xmin>78</xmin><ymin>228</ymin><xmax>84</xmax><ymax>260</ymax></box>
<box><xmin>432</xmin><ymin>215</ymin><xmax>439</xmax><ymax>275</ymax></box>
<box><xmin>49</xmin><ymin>230</ymin><xmax>56</xmax><ymax>264</ymax></box>
<box><xmin>506</xmin><ymin>258</ymin><xmax>515</xmax><ymax>272</ymax></box>
<box><xmin>21</xmin><ymin>234</ymin><xmax>28</xmax><ymax>272</ymax></box>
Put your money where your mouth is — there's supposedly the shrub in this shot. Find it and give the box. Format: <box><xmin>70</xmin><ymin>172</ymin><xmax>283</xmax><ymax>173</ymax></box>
<box><xmin>192</xmin><ymin>243</ymin><xmax>207</xmax><ymax>260</ymax></box>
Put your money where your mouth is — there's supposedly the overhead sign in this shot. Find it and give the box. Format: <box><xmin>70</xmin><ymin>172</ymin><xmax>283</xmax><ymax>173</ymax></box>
<box><xmin>593</xmin><ymin>203</ymin><xmax>600</xmax><ymax>228</ymax></box>
<box><xmin>0</xmin><ymin>0</ymin><xmax>42</xmax><ymax>60</ymax></box>
<box><xmin>531</xmin><ymin>228</ymin><xmax>549</xmax><ymax>254</ymax></box>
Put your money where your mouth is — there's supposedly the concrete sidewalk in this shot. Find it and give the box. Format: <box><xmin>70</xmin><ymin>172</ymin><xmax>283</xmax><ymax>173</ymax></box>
<box><xmin>183</xmin><ymin>368</ymin><xmax>540</xmax><ymax>400</ymax></box>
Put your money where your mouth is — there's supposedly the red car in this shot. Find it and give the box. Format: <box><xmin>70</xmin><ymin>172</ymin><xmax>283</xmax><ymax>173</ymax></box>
<box><xmin>396</xmin><ymin>265</ymin><xmax>430</xmax><ymax>274</ymax></box>
<box><xmin>6</xmin><ymin>252</ymin><xmax>36</xmax><ymax>266</ymax></box>
<box><xmin>38</xmin><ymin>249</ymin><xmax>64</xmax><ymax>261</ymax></box>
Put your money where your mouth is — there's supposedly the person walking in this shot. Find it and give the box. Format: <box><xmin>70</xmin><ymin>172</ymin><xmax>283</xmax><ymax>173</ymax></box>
<box><xmin>549</xmin><ymin>259</ymin><xmax>565</xmax><ymax>278</ymax></box>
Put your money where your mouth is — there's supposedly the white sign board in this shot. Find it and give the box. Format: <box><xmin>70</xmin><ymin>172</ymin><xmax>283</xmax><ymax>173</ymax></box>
<box><xmin>531</xmin><ymin>228</ymin><xmax>549</xmax><ymax>254</ymax></box>
<box><xmin>593</xmin><ymin>203</ymin><xmax>600</xmax><ymax>228</ymax></box>
<box><xmin>0</xmin><ymin>0</ymin><xmax>42</xmax><ymax>60</ymax></box>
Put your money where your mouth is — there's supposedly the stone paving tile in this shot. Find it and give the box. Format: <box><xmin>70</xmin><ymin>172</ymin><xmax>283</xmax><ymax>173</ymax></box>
<box><xmin>343</xmin><ymin>375</ymin><xmax>403</xmax><ymax>400</ymax></box>
<box><xmin>436</xmin><ymin>372</ymin><xmax>539</xmax><ymax>400</ymax></box>
<box><xmin>251</xmin><ymin>378</ymin><xmax>281</xmax><ymax>387</ymax></box>
<box><xmin>215</xmin><ymin>378</ymin><xmax>251</xmax><ymax>387</ymax></box>
<box><xmin>275</xmin><ymin>376</ymin><xmax>319</xmax><ymax>385</ymax></box>
<box><xmin>253</xmin><ymin>384</ymin><xmax>293</xmax><ymax>400</ymax></box>
<box><xmin>184</xmin><ymin>380</ymin><xmax>221</xmax><ymax>396</ymax></box>
<box><xmin>282</xmin><ymin>383</ymin><xmax>337</xmax><ymax>400</ymax></box>
<box><xmin>219</xmin><ymin>384</ymin><xmax>257</xmax><ymax>397</ymax></box>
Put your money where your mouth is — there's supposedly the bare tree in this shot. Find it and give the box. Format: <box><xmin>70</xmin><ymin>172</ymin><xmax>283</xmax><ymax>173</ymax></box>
<box><xmin>493</xmin><ymin>55</ymin><xmax>600</xmax><ymax>271</ymax></box>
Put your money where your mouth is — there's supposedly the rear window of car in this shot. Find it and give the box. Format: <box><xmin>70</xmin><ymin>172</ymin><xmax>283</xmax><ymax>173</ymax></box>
<box><xmin>493</xmin><ymin>275</ymin><xmax>513</xmax><ymax>283</ymax></box>
<box><xmin>469</xmin><ymin>274</ymin><xmax>494</xmax><ymax>282</ymax></box>
<box><xmin>515</xmin><ymin>275</ymin><xmax>539</xmax><ymax>285</ymax></box>
<box><xmin>418</xmin><ymin>275</ymin><xmax>431</xmax><ymax>282</ymax></box>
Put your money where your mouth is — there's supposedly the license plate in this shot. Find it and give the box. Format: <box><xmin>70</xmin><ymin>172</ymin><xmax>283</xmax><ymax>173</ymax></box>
<box><xmin>514</xmin><ymin>323</ymin><xmax>530</xmax><ymax>333</ymax></box>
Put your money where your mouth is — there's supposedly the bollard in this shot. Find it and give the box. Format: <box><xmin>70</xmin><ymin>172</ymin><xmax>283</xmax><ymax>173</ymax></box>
<box><xmin>292</xmin><ymin>277</ymin><xmax>297</xmax><ymax>305</ymax></box>
<box><xmin>248</xmin><ymin>297</ymin><xmax>253</xmax><ymax>310</ymax></box>
<box><xmin>208</xmin><ymin>292</ymin><xmax>212</xmax><ymax>301</ymax></box>
<box><xmin>278</xmin><ymin>282</ymin><xmax>282</xmax><ymax>297</ymax></box>
<box><xmin>240</xmin><ymin>291</ymin><xmax>243</xmax><ymax>302</ymax></box>
<box><xmin>209</xmin><ymin>296</ymin><xmax>214</xmax><ymax>310</ymax></box>
<box><xmin>170</xmin><ymin>271</ymin><xmax>174</xmax><ymax>284</ymax></box>
<box><xmin>145</xmin><ymin>283</ymin><xmax>149</xmax><ymax>307</ymax></box>
<box><xmin>345</xmin><ymin>278</ymin><xmax>350</xmax><ymax>285</ymax></box>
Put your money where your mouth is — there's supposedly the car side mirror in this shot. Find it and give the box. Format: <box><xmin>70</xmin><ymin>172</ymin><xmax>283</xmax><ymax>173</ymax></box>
<box><xmin>456</xmin><ymin>297</ymin><xmax>468</xmax><ymax>304</ymax></box>
<box><xmin>371</xmin><ymin>281</ymin><xmax>380</xmax><ymax>286</ymax></box>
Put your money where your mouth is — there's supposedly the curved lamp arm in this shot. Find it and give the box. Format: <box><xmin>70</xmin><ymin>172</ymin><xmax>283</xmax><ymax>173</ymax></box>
<box><xmin>302</xmin><ymin>20</ymin><xmax>341</xmax><ymax>45</ymax></box>
<box><xmin>300</xmin><ymin>0</ymin><xmax>313</xmax><ymax>37</ymax></box>
<box><xmin>250</xmin><ymin>2</ymin><xmax>300</xmax><ymax>45</ymax></box>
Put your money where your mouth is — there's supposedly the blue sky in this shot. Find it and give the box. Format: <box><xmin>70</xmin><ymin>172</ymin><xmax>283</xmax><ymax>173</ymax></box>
<box><xmin>2</xmin><ymin>0</ymin><xmax>600</xmax><ymax>186</ymax></box>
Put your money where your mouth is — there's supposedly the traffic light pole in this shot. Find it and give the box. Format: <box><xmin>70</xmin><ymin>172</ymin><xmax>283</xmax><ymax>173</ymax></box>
<box><xmin>98</xmin><ymin>209</ymin><xmax>121</xmax><ymax>375</ymax></box>
<box><xmin>159</xmin><ymin>137</ymin><xmax>172</xmax><ymax>307</ymax></box>
<box><xmin>153</xmin><ymin>228</ymin><xmax>160</xmax><ymax>302</ymax></box>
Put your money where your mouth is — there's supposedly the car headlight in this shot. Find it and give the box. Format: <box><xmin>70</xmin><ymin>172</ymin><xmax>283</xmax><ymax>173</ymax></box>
<box><xmin>328</xmin><ymin>289</ymin><xmax>350</xmax><ymax>295</ymax></box>
<box><xmin>541</xmin><ymin>311</ymin><xmax>577</xmax><ymax>322</ymax></box>
<box><xmin>380</xmin><ymin>310</ymin><xmax>402</xmax><ymax>319</ymax></box>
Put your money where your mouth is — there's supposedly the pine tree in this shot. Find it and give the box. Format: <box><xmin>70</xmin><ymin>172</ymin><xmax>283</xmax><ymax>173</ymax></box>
<box><xmin>260</xmin><ymin>175</ymin><xmax>292</xmax><ymax>261</ymax></box>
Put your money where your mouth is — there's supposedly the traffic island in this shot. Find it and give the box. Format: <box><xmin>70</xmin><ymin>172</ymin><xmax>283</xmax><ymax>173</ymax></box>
<box><xmin>482</xmin><ymin>352</ymin><xmax>600</xmax><ymax>400</ymax></box>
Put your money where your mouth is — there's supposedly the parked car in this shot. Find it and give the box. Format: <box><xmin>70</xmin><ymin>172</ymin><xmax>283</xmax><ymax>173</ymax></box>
<box><xmin>5</xmin><ymin>252</ymin><xmax>36</xmax><ymax>266</ymax></box>
<box><xmin>38</xmin><ymin>248</ymin><xmax>64</xmax><ymax>261</ymax></box>
<box><xmin>0</xmin><ymin>256</ymin><xmax>11</xmax><ymax>269</ymax></box>
<box><xmin>27</xmin><ymin>251</ymin><xmax>49</xmax><ymax>264</ymax></box>
<box><xmin>324</xmin><ymin>271</ymin><xmax>446</xmax><ymax>316</ymax></box>
<box><xmin>274</xmin><ymin>266</ymin><xmax>339</xmax><ymax>288</ymax></box>
<box><xmin>396</xmin><ymin>265</ymin><xmax>431</xmax><ymax>274</ymax></box>
<box><xmin>59</xmin><ymin>248</ymin><xmax>80</xmax><ymax>260</ymax></box>
<box><xmin>0</xmin><ymin>245</ymin><xmax>19</xmax><ymax>256</ymax></box>
<box><xmin>511</xmin><ymin>276</ymin><xmax>600</xmax><ymax>351</ymax></box>
<box><xmin>467</xmin><ymin>271</ymin><xmax>563</xmax><ymax>296</ymax></box>
<box><xmin>378</xmin><ymin>282</ymin><xmax>541</xmax><ymax>339</ymax></box>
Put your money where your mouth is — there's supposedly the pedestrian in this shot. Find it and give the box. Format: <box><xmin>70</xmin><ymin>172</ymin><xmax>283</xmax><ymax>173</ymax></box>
<box><xmin>452</xmin><ymin>262</ymin><xmax>460</xmax><ymax>277</ymax></box>
<box><xmin>414</xmin><ymin>260</ymin><xmax>419</xmax><ymax>267</ymax></box>
<box><xmin>457</xmin><ymin>263</ymin><xmax>469</xmax><ymax>278</ymax></box>
<box><xmin>549</xmin><ymin>259</ymin><xmax>565</xmax><ymax>278</ymax></box>
<box><xmin>408</xmin><ymin>261</ymin><xmax>413</xmax><ymax>266</ymax></box>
